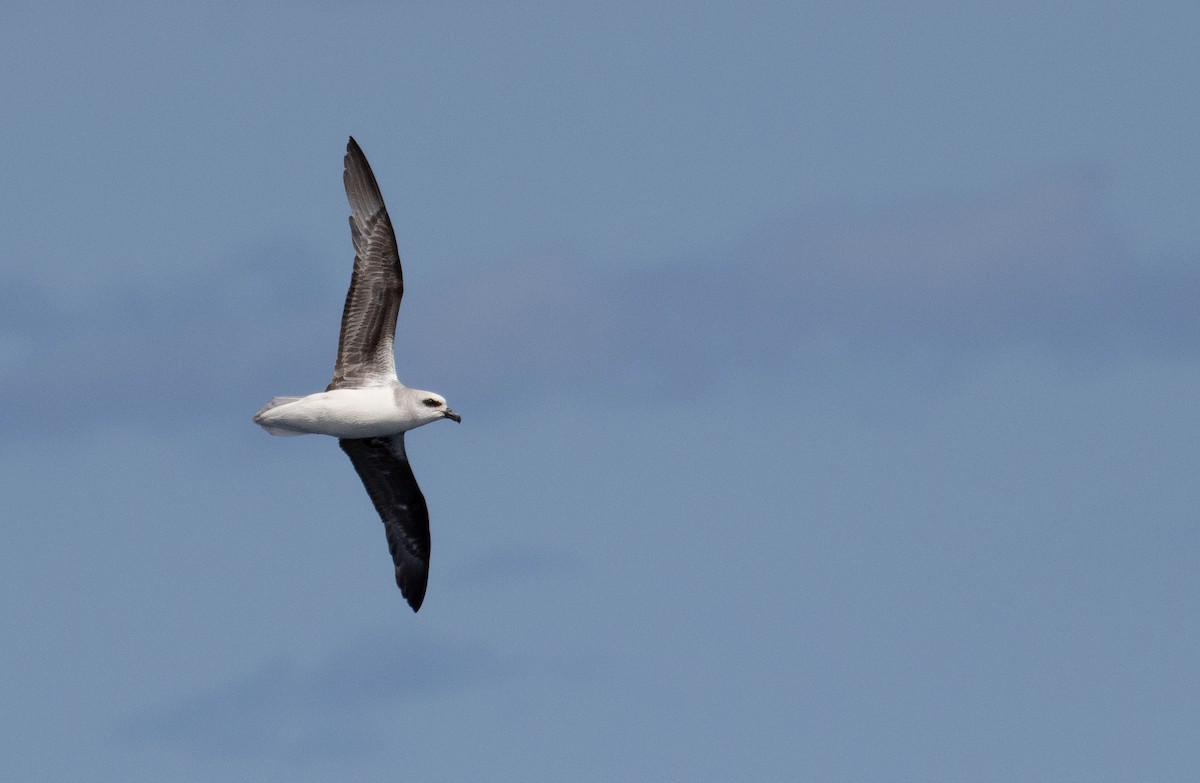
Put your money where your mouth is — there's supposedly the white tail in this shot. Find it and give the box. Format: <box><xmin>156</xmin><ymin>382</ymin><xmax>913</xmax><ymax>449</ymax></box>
<box><xmin>253</xmin><ymin>396</ymin><xmax>306</xmax><ymax>436</ymax></box>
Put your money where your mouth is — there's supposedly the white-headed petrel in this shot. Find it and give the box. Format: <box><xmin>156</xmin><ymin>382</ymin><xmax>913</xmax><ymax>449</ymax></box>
<box><xmin>254</xmin><ymin>138</ymin><xmax>460</xmax><ymax>612</ymax></box>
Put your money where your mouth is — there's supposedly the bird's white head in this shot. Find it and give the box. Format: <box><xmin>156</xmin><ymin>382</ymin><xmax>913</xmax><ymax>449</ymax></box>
<box><xmin>399</xmin><ymin>388</ymin><xmax>462</xmax><ymax>427</ymax></box>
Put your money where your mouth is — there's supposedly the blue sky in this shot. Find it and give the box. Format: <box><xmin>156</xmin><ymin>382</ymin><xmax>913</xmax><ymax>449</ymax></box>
<box><xmin>2</xmin><ymin>2</ymin><xmax>1199</xmax><ymax>781</ymax></box>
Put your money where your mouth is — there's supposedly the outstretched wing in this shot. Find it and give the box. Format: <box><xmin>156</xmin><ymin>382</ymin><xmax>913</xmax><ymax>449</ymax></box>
<box><xmin>328</xmin><ymin>137</ymin><xmax>403</xmax><ymax>390</ymax></box>
<box><xmin>338</xmin><ymin>434</ymin><xmax>430</xmax><ymax>612</ymax></box>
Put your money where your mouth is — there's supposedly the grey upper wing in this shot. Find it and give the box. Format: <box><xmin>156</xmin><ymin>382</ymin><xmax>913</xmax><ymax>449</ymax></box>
<box><xmin>328</xmin><ymin>137</ymin><xmax>403</xmax><ymax>390</ymax></box>
<box><xmin>339</xmin><ymin>434</ymin><xmax>431</xmax><ymax>612</ymax></box>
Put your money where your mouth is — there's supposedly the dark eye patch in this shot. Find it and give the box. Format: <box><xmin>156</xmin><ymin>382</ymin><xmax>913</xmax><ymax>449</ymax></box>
<box><xmin>422</xmin><ymin>398</ymin><xmax>441</xmax><ymax>408</ymax></box>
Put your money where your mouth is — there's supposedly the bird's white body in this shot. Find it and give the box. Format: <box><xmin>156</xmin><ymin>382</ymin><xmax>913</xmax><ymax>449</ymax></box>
<box><xmin>255</xmin><ymin>384</ymin><xmax>447</xmax><ymax>439</ymax></box>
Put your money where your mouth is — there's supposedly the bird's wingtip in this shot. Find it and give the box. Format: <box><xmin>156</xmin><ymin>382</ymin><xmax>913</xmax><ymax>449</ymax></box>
<box><xmin>397</xmin><ymin>566</ymin><xmax>427</xmax><ymax>612</ymax></box>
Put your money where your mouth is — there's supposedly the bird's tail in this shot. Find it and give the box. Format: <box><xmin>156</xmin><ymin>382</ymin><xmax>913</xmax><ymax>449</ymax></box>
<box><xmin>253</xmin><ymin>396</ymin><xmax>306</xmax><ymax>436</ymax></box>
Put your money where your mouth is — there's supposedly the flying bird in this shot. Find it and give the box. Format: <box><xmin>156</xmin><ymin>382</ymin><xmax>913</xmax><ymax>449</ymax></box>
<box><xmin>254</xmin><ymin>137</ymin><xmax>460</xmax><ymax>612</ymax></box>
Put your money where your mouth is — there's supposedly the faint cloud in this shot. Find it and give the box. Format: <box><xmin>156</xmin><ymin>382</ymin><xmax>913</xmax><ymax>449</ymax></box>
<box><xmin>457</xmin><ymin>543</ymin><xmax>581</xmax><ymax>589</ymax></box>
<box><xmin>6</xmin><ymin>165</ymin><xmax>1197</xmax><ymax>434</ymax></box>
<box><xmin>119</xmin><ymin>629</ymin><xmax>506</xmax><ymax>758</ymax></box>
<box><xmin>417</xmin><ymin>165</ymin><xmax>1198</xmax><ymax>399</ymax></box>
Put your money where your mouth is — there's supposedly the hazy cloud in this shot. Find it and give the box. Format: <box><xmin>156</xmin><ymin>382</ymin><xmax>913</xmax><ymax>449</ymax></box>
<box><xmin>121</xmin><ymin>629</ymin><xmax>505</xmax><ymax>758</ymax></box>
<box><xmin>4</xmin><ymin>166</ymin><xmax>1195</xmax><ymax>433</ymax></box>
